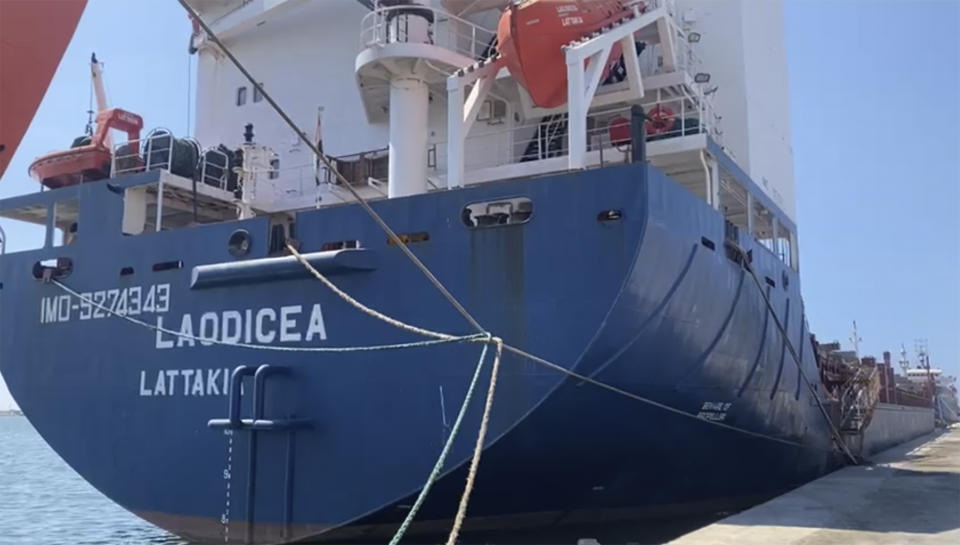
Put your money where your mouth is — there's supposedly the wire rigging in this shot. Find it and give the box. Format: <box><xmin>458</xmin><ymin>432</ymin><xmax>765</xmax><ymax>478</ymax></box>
<box><xmin>176</xmin><ymin>0</ymin><xmax>484</xmax><ymax>335</ymax></box>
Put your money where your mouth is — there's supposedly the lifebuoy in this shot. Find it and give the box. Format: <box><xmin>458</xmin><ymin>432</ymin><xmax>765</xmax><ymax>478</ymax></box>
<box><xmin>608</xmin><ymin>116</ymin><xmax>631</xmax><ymax>147</ymax></box>
<box><xmin>645</xmin><ymin>105</ymin><xmax>675</xmax><ymax>136</ymax></box>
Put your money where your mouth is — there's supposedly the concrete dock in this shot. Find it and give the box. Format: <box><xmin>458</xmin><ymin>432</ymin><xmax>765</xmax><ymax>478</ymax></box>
<box><xmin>668</xmin><ymin>426</ymin><xmax>960</xmax><ymax>545</ymax></box>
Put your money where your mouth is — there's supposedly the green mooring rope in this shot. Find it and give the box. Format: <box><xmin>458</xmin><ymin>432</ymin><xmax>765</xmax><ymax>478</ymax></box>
<box><xmin>388</xmin><ymin>339</ymin><xmax>491</xmax><ymax>545</ymax></box>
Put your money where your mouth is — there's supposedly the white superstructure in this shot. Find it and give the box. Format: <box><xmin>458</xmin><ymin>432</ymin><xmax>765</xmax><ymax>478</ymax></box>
<box><xmin>181</xmin><ymin>0</ymin><xmax>799</xmax><ymax>267</ymax></box>
<box><xmin>677</xmin><ymin>0</ymin><xmax>796</xmax><ymax>220</ymax></box>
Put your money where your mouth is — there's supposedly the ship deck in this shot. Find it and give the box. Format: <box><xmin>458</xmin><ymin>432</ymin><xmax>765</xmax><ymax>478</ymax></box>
<box><xmin>665</xmin><ymin>425</ymin><xmax>960</xmax><ymax>545</ymax></box>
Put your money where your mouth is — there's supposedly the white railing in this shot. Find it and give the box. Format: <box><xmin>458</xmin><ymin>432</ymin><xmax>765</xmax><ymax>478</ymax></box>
<box><xmin>198</xmin><ymin>147</ymin><xmax>231</xmax><ymax>191</ymax></box>
<box><xmin>360</xmin><ymin>5</ymin><xmax>497</xmax><ymax>61</ymax></box>
<box><xmin>110</xmin><ymin>129</ymin><xmax>186</xmax><ymax>178</ymax></box>
<box><xmin>641</xmin><ymin>83</ymin><xmax>722</xmax><ymax>144</ymax></box>
<box><xmin>431</xmin><ymin>95</ymin><xmax>718</xmax><ymax>177</ymax></box>
<box><xmin>111</xmin><ymin>137</ymin><xmax>168</xmax><ymax>178</ymax></box>
<box><xmin>110</xmin><ymin>130</ymin><xmax>237</xmax><ymax>191</ymax></box>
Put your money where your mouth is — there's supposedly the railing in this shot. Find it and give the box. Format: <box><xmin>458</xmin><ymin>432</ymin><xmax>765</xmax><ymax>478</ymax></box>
<box><xmin>110</xmin><ymin>129</ymin><xmax>189</xmax><ymax>178</ymax></box>
<box><xmin>110</xmin><ymin>130</ymin><xmax>235</xmax><ymax>192</ymax></box>
<box><xmin>838</xmin><ymin>365</ymin><xmax>881</xmax><ymax>433</ymax></box>
<box><xmin>0</xmin><ymin>224</ymin><xmax>6</xmax><ymax>255</ymax></box>
<box><xmin>198</xmin><ymin>147</ymin><xmax>232</xmax><ymax>191</ymax></box>
<box><xmin>360</xmin><ymin>5</ymin><xmax>497</xmax><ymax>61</ymax></box>
<box><xmin>431</xmin><ymin>96</ymin><xmax>715</xmax><ymax>177</ymax></box>
<box><xmin>319</xmin><ymin>148</ymin><xmax>389</xmax><ymax>187</ymax></box>
<box><xmin>642</xmin><ymin>82</ymin><xmax>723</xmax><ymax>145</ymax></box>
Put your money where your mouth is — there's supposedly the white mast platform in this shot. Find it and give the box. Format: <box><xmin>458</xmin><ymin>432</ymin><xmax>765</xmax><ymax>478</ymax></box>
<box><xmin>355</xmin><ymin>1</ymin><xmax>495</xmax><ymax>197</ymax></box>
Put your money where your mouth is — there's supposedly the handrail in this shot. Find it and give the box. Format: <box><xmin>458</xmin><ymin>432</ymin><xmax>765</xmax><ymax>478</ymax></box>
<box><xmin>359</xmin><ymin>5</ymin><xmax>496</xmax><ymax>60</ymax></box>
<box><xmin>111</xmin><ymin>128</ymin><xmax>177</xmax><ymax>178</ymax></box>
<box><xmin>199</xmin><ymin>147</ymin><xmax>231</xmax><ymax>190</ymax></box>
<box><xmin>429</xmin><ymin>98</ymin><xmax>716</xmax><ymax>176</ymax></box>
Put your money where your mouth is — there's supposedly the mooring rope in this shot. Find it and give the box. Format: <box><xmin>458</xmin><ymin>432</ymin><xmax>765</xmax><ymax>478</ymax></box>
<box><xmin>249</xmin><ymin>247</ymin><xmax>843</xmax><ymax>455</ymax></box>
<box><xmin>50</xmin><ymin>280</ymin><xmax>485</xmax><ymax>353</ymax></box>
<box><xmin>177</xmin><ymin>0</ymin><xmax>485</xmax><ymax>335</ymax></box>
<box><xmin>498</xmin><ymin>342</ymin><xmax>814</xmax><ymax>450</ymax></box>
<box><xmin>286</xmin><ymin>244</ymin><xmax>453</xmax><ymax>341</ymax></box>
<box><xmin>388</xmin><ymin>340</ymin><xmax>491</xmax><ymax>545</ymax></box>
<box><xmin>724</xmin><ymin>241</ymin><xmax>859</xmax><ymax>464</ymax></box>
<box><xmin>446</xmin><ymin>338</ymin><xmax>502</xmax><ymax>545</ymax></box>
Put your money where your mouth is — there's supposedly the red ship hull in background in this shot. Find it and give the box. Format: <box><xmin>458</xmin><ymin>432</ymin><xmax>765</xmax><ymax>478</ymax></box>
<box><xmin>497</xmin><ymin>0</ymin><xmax>636</xmax><ymax>108</ymax></box>
<box><xmin>0</xmin><ymin>0</ymin><xmax>88</xmax><ymax>180</ymax></box>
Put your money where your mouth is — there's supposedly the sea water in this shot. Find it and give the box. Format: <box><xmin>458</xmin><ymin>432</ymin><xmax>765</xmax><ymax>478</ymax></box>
<box><xmin>0</xmin><ymin>416</ymin><xmax>188</xmax><ymax>545</ymax></box>
<box><xmin>0</xmin><ymin>415</ymin><xmax>721</xmax><ymax>544</ymax></box>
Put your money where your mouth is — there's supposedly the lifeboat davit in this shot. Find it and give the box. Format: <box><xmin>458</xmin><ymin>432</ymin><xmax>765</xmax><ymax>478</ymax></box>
<box><xmin>497</xmin><ymin>0</ymin><xmax>635</xmax><ymax>109</ymax></box>
<box><xmin>29</xmin><ymin>108</ymin><xmax>143</xmax><ymax>189</ymax></box>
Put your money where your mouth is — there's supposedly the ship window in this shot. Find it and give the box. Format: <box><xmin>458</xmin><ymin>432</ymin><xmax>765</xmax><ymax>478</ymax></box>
<box><xmin>776</xmin><ymin>226</ymin><xmax>793</xmax><ymax>269</ymax></box>
<box><xmin>153</xmin><ymin>260</ymin><xmax>183</xmax><ymax>272</ymax></box>
<box><xmin>321</xmin><ymin>240</ymin><xmax>361</xmax><ymax>251</ymax></box>
<box><xmin>462</xmin><ymin>197</ymin><xmax>533</xmax><ymax>228</ymax></box>
<box><xmin>269</xmin><ymin>158</ymin><xmax>280</xmax><ymax>180</ymax></box>
<box><xmin>52</xmin><ymin>199</ymin><xmax>80</xmax><ymax>247</ymax></box>
<box><xmin>700</xmin><ymin>236</ymin><xmax>716</xmax><ymax>251</ymax></box>
<box><xmin>236</xmin><ymin>86</ymin><xmax>247</xmax><ymax>106</ymax></box>
<box><xmin>32</xmin><ymin>258</ymin><xmax>72</xmax><ymax>281</ymax></box>
<box><xmin>253</xmin><ymin>84</ymin><xmax>264</xmax><ymax>103</ymax></box>
<box><xmin>120</xmin><ymin>267</ymin><xmax>135</xmax><ymax>276</ymax></box>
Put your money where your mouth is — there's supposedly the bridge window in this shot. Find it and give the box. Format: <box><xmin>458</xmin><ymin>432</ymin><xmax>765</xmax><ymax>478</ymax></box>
<box><xmin>236</xmin><ymin>86</ymin><xmax>247</xmax><ymax>107</ymax></box>
<box><xmin>53</xmin><ymin>199</ymin><xmax>80</xmax><ymax>247</ymax></box>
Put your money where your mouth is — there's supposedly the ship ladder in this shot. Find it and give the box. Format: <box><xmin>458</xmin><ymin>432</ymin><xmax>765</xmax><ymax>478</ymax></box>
<box><xmin>208</xmin><ymin>364</ymin><xmax>311</xmax><ymax>544</ymax></box>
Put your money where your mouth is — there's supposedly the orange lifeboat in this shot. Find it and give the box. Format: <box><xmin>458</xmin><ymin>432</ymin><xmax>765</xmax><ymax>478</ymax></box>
<box><xmin>29</xmin><ymin>108</ymin><xmax>143</xmax><ymax>189</ymax></box>
<box><xmin>497</xmin><ymin>0</ymin><xmax>635</xmax><ymax>109</ymax></box>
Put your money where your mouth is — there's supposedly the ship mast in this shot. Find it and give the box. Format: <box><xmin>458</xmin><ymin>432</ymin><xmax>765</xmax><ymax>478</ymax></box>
<box><xmin>898</xmin><ymin>343</ymin><xmax>911</xmax><ymax>374</ymax></box>
<box><xmin>850</xmin><ymin>320</ymin><xmax>862</xmax><ymax>358</ymax></box>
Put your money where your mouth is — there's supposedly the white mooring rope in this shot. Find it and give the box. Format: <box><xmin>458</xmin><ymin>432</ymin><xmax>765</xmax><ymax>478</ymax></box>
<box><xmin>51</xmin><ymin>279</ymin><xmax>484</xmax><ymax>353</ymax></box>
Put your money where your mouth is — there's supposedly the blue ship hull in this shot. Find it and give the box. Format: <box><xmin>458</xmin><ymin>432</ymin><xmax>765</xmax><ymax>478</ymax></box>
<box><xmin>0</xmin><ymin>162</ymin><xmax>840</xmax><ymax>543</ymax></box>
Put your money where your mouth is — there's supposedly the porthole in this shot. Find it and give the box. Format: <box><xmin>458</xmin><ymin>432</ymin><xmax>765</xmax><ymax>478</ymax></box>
<box><xmin>228</xmin><ymin>229</ymin><xmax>252</xmax><ymax>258</ymax></box>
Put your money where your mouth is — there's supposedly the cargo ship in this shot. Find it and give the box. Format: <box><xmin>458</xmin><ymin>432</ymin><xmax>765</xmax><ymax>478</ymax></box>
<box><xmin>0</xmin><ymin>1</ymin><xmax>892</xmax><ymax>543</ymax></box>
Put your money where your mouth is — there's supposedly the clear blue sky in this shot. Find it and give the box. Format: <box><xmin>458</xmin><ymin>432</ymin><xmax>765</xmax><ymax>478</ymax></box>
<box><xmin>0</xmin><ymin>0</ymin><xmax>958</xmax><ymax>409</ymax></box>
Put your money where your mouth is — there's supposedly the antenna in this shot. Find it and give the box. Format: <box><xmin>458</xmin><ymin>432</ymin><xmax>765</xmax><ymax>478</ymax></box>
<box><xmin>915</xmin><ymin>339</ymin><xmax>933</xmax><ymax>386</ymax></box>
<box><xmin>898</xmin><ymin>343</ymin><xmax>910</xmax><ymax>375</ymax></box>
<box><xmin>850</xmin><ymin>320</ymin><xmax>862</xmax><ymax>358</ymax></box>
<box><xmin>915</xmin><ymin>339</ymin><xmax>930</xmax><ymax>370</ymax></box>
